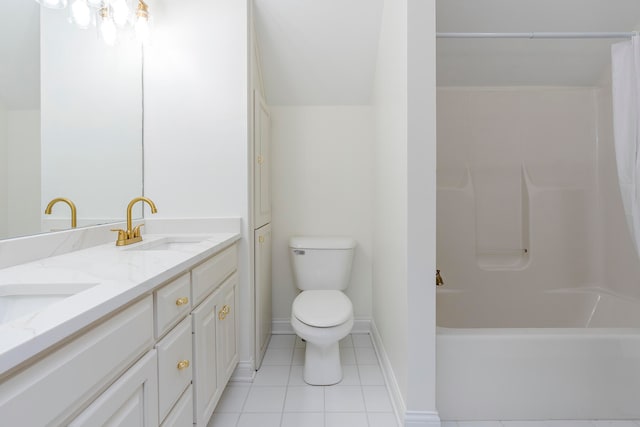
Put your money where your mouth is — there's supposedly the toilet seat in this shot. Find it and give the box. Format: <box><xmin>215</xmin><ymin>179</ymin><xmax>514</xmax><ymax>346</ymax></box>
<box><xmin>292</xmin><ymin>290</ymin><xmax>353</xmax><ymax>328</ymax></box>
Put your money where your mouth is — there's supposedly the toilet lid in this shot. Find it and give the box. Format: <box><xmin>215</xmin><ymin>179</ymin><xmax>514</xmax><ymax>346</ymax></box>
<box><xmin>293</xmin><ymin>290</ymin><xmax>353</xmax><ymax>328</ymax></box>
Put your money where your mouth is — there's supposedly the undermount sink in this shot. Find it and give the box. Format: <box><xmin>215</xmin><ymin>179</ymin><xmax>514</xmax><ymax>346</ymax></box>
<box><xmin>0</xmin><ymin>283</ymin><xmax>98</xmax><ymax>324</ymax></box>
<box><xmin>123</xmin><ymin>236</ymin><xmax>208</xmax><ymax>252</ymax></box>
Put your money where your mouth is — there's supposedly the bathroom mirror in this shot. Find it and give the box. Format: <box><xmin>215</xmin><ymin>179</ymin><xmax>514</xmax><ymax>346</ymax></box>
<box><xmin>0</xmin><ymin>0</ymin><xmax>143</xmax><ymax>240</ymax></box>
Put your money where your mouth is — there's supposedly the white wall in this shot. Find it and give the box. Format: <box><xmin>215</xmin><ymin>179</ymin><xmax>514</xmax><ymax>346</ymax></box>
<box><xmin>270</xmin><ymin>106</ymin><xmax>374</xmax><ymax>323</ymax></box>
<box><xmin>372</xmin><ymin>0</ymin><xmax>409</xmax><ymax>409</ymax></box>
<box><xmin>372</xmin><ymin>0</ymin><xmax>438</xmax><ymax>423</ymax></box>
<box><xmin>406</xmin><ymin>0</ymin><xmax>437</xmax><ymax>421</ymax></box>
<box><xmin>0</xmin><ymin>104</ymin><xmax>7</xmax><ymax>237</ymax></box>
<box><xmin>144</xmin><ymin>0</ymin><xmax>252</xmax><ymax>363</ymax></box>
<box><xmin>7</xmin><ymin>110</ymin><xmax>40</xmax><ymax>237</ymax></box>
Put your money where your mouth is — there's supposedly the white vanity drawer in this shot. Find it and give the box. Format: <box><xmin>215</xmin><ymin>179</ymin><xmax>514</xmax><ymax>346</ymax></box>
<box><xmin>192</xmin><ymin>244</ymin><xmax>237</xmax><ymax>306</ymax></box>
<box><xmin>155</xmin><ymin>273</ymin><xmax>191</xmax><ymax>338</ymax></box>
<box><xmin>156</xmin><ymin>315</ymin><xmax>193</xmax><ymax>422</ymax></box>
<box><xmin>0</xmin><ymin>296</ymin><xmax>154</xmax><ymax>427</ymax></box>
<box><xmin>161</xmin><ymin>385</ymin><xmax>194</xmax><ymax>427</ymax></box>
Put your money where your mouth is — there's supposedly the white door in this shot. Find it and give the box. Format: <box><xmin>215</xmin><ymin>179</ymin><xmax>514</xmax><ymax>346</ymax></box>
<box><xmin>253</xmin><ymin>90</ymin><xmax>271</xmax><ymax>228</ymax></box>
<box><xmin>254</xmin><ymin>223</ymin><xmax>272</xmax><ymax>369</ymax></box>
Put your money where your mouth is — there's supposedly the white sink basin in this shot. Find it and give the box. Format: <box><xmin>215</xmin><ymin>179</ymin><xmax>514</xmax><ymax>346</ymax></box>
<box><xmin>0</xmin><ymin>283</ymin><xmax>98</xmax><ymax>324</ymax></box>
<box><xmin>124</xmin><ymin>236</ymin><xmax>208</xmax><ymax>251</ymax></box>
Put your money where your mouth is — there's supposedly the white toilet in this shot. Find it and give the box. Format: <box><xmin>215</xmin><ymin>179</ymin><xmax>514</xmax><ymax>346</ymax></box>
<box><xmin>289</xmin><ymin>236</ymin><xmax>356</xmax><ymax>385</ymax></box>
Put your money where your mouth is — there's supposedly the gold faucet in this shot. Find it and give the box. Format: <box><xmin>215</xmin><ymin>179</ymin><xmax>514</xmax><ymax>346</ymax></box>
<box><xmin>112</xmin><ymin>196</ymin><xmax>158</xmax><ymax>246</ymax></box>
<box><xmin>436</xmin><ymin>269</ymin><xmax>444</xmax><ymax>287</ymax></box>
<box><xmin>44</xmin><ymin>198</ymin><xmax>77</xmax><ymax>229</ymax></box>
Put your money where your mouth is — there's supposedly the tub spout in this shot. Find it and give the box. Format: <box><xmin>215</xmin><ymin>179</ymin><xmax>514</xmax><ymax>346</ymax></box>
<box><xmin>436</xmin><ymin>269</ymin><xmax>444</xmax><ymax>287</ymax></box>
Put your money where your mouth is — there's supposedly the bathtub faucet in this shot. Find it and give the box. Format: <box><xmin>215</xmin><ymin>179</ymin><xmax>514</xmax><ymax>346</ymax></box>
<box><xmin>436</xmin><ymin>270</ymin><xmax>444</xmax><ymax>287</ymax></box>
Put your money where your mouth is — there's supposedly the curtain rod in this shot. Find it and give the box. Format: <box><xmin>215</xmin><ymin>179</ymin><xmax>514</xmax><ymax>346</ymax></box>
<box><xmin>436</xmin><ymin>32</ymin><xmax>636</xmax><ymax>39</ymax></box>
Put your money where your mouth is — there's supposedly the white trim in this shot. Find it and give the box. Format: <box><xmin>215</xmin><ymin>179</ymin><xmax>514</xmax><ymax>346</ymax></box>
<box><xmin>404</xmin><ymin>411</ymin><xmax>442</xmax><ymax>427</ymax></box>
<box><xmin>370</xmin><ymin>320</ymin><xmax>406</xmax><ymax>427</ymax></box>
<box><xmin>229</xmin><ymin>360</ymin><xmax>256</xmax><ymax>383</ymax></box>
<box><xmin>271</xmin><ymin>319</ymin><xmax>293</xmax><ymax>334</ymax></box>
<box><xmin>271</xmin><ymin>318</ymin><xmax>372</xmax><ymax>335</ymax></box>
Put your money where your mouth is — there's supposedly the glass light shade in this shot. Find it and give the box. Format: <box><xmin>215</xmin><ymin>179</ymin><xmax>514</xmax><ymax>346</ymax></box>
<box><xmin>37</xmin><ymin>0</ymin><xmax>68</xmax><ymax>9</ymax></box>
<box><xmin>99</xmin><ymin>14</ymin><xmax>117</xmax><ymax>45</ymax></box>
<box><xmin>111</xmin><ymin>0</ymin><xmax>130</xmax><ymax>27</ymax></box>
<box><xmin>71</xmin><ymin>0</ymin><xmax>92</xmax><ymax>28</ymax></box>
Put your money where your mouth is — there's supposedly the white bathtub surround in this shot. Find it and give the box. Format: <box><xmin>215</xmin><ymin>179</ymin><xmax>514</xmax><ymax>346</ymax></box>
<box><xmin>437</xmin><ymin>287</ymin><xmax>640</xmax><ymax>328</ymax></box>
<box><xmin>437</xmin><ymin>287</ymin><xmax>640</xmax><ymax>420</ymax></box>
<box><xmin>437</xmin><ymin>87</ymin><xmax>601</xmax><ymax>287</ymax></box>
<box><xmin>0</xmin><ymin>219</ymin><xmax>240</xmax><ymax>374</ymax></box>
<box><xmin>611</xmin><ymin>34</ymin><xmax>640</xmax><ymax>258</ymax></box>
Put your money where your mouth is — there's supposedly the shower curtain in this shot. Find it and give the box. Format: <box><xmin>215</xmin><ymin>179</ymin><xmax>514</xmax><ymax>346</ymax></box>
<box><xmin>612</xmin><ymin>34</ymin><xmax>640</xmax><ymax>257</ymax></box>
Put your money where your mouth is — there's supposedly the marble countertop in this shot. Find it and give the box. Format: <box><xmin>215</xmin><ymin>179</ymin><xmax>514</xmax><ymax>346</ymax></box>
<box><xmin>0</xmin><ymin>231</ymin><xmax>240</xmax><ymax>375</ymax></box>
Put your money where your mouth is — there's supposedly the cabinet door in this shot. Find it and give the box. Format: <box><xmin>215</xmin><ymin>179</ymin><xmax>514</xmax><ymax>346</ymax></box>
<box><xmin>216</xmin><ymin>274</ymin><xmax>238</xmax><ymax>387</ymax></box>
<box><xmin>253</xmin><ymin>90</ymin><xmax>271</xmax><ymax>228</ymax></box>
<box><xmin>254</xmin><ymin>224</ymin><xmax>272</xmax><ymax>369</ymax></box>
<box><xmin>68</xmin><ymin>350</ymin><xmax>159</xmax><ymax>427</ymax></box>
<box><xmin>160</xmin><ymin>386</ymin><xmax>193</xmax><ymax>427</ymax></box>
<box><xmin>192</xmin><ymin>290</ymin><xmax>220</xmax><ymax>426</ymax></box>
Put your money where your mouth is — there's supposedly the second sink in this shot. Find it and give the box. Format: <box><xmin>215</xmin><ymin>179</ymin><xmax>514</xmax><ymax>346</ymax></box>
<box><xmin>0</xmin><ymin>283</ymin><xmax>98</xmax><ymax>324</ymax></box>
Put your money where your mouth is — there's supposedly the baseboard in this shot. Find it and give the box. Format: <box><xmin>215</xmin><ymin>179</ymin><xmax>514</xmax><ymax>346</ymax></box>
<box><xmin>230</xmin><ymin>359</ymin><xmax>255</xmax><ymax>383</ymax></box>
<box><xmin>272</xmin><ymin>318</ymin><xmax>372</xmax><ymax>335</ymax></box>
<box><xmin>404</xmin><ymin>411</ymin><xmax>442</xmax><ymax>427</ymax></box>
<box><xmin>370</xmin><ymin>320</ymin><xmax>406</xmax><ymax>426</ymax></box>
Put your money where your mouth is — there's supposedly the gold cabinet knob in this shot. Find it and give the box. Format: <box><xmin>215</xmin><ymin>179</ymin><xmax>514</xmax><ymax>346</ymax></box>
<box><xmin>175</xmin><ymin>297</ymin><xmax>189</xmax><ymax>306</ymax></box>
<box><xmin>218</xmin><ymin>304</ymin><xmax>230</xmax><ymax>320</ymax></box>
<box><xmin>177</xmin><ymin>360</ymin><xmax>190</xmax><ymax>370</ymax></box>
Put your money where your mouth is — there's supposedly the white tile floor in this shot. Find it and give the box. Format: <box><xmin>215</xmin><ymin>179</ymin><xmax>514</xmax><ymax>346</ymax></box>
<box><xmin>208</xmin><ymin>333</ymin><xmax>399</xmax><ymax>427</ymax></box>
<box><xmin>208</xmin><ymin>333</ymin><xmax>640</xmax><ymax>427</ymax></box>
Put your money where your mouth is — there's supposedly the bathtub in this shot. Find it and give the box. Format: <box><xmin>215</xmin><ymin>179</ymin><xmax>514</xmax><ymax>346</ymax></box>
<box><xmin>436</xmin><ymin>287</ymin><xmax>640</xmax><ymax>420</ymax></box>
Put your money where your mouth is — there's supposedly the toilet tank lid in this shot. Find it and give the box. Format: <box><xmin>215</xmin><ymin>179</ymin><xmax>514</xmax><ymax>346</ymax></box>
<box><xmin>289</xmin><ymin>236</ymin><xmax>356</xmax><ymax>250</ymax></box>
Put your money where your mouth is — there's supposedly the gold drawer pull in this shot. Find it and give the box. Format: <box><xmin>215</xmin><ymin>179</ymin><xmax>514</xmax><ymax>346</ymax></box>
<box><xmin>175</xmin><ymin>297</ymin><xmax>189</xmax><ymax>306</ymax></box>
<box><xmin>218</xmin><ymin>304</ymin><xmax>230</xmax><ymax>320</ymax></box>
<box><xmin>177</xmin><ymin>360</ymin><xmax>190</xmax><ymax>370</ymax></box>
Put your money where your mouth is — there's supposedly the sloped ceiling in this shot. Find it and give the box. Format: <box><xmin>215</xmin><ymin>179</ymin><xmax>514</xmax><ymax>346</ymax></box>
<box><xmin>253</xmin><ymin>0</ymin><xmax>383</xmax><ymax>105</ymax></box>
<box><xmin>437</xmin><ymin>0</ymin><xmax>640</xmax><ymax>86</ymax></box>
<box><xmin>0</xmin><ymin>0</ymin><xmax>40</xmax><ymax>109</ymax></box>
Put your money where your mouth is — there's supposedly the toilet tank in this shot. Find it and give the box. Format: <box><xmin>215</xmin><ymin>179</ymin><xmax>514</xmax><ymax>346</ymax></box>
<box><xmin>289</xmin><ymin>236</ymin><xmax>356</xmax><ymax>291</ymax></box>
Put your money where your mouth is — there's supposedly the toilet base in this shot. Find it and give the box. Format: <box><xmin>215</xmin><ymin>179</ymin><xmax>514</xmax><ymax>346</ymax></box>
<box><xmin>291</xmin><ymin>314</ymin><xmax>354</xmax><ymax>386</ymax></box>
<box><xmin>303</xmin><ymin>341</ymin><xmax>342</xmax><ymax>385</ymax></box>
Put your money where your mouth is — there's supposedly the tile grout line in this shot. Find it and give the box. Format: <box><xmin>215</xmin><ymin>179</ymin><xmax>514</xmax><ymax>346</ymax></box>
<box><xmin>278</xmin><ymin>343</ymin><xmax>296</xmax><ymax>427</ymax></box>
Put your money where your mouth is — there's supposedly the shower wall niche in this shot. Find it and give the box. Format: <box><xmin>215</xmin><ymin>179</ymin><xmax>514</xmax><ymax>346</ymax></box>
<box><xmin>437</xmin><ymin>87</ymin><xmax>601</xmax><ymax>291</ymax></box>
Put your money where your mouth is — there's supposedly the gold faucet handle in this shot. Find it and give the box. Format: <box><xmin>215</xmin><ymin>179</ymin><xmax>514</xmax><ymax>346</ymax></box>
<box><xmin>132</xmin><ymin>224</ymin><xmax>145</xmax><ymax>238</ymax></box>
<box><xmin>111</xmin><ymin>228</ymin><xmax>128</xmax><ymax>245</ymax></box>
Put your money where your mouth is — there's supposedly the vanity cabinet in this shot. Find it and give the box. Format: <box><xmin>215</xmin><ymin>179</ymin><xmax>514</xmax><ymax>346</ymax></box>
<box><xmin>0</xmin><ymin>296</ymin><xmax>154</xmax><ymax>427</ymax></box>
<box><xmin>0</xmin><ymin>241</ymin><xmax>238</xmax><ymax>427</ymax></box>
<box><xmin>192</xmin><ymin>272</ymin><xmax>238</xmax><ymax>425</ymax></box>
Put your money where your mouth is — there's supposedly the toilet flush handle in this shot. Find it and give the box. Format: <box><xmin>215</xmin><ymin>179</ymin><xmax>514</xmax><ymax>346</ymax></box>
<box><xmin>293</xmin><ymin>249</ymin><xmax>305</xmax><ymax>255</ymax></box>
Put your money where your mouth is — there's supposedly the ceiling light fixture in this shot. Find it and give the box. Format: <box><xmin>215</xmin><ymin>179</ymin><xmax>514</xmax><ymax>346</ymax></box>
<box><xmin>36</xmin><ymin>0</ymin><xmax>152</xmax><ymax>45</ymax></box>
